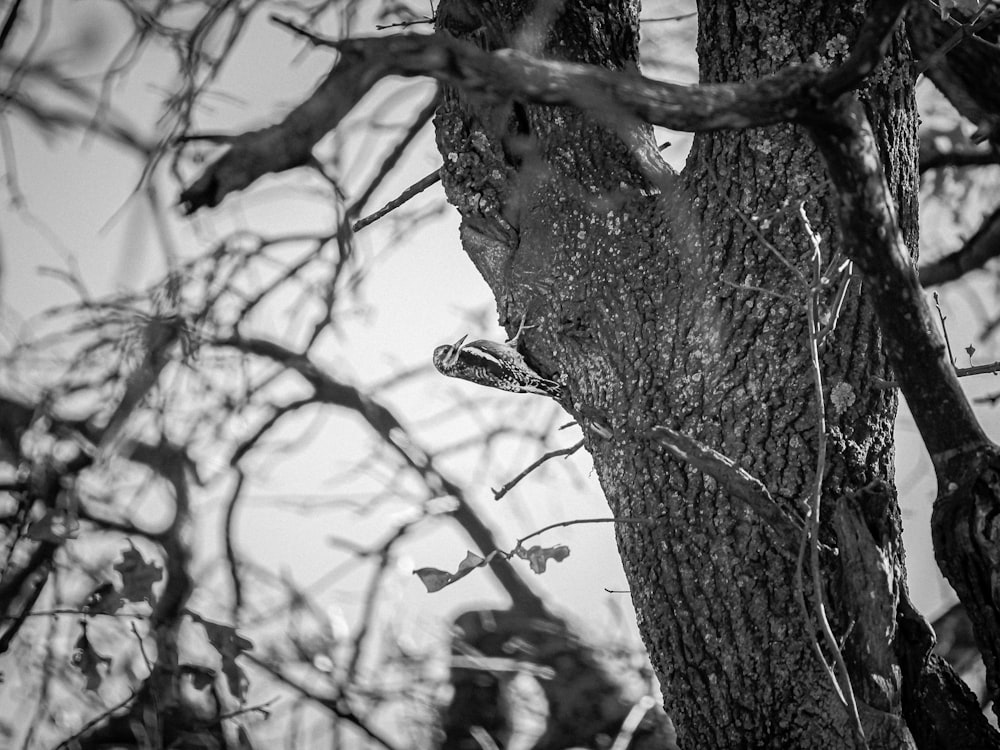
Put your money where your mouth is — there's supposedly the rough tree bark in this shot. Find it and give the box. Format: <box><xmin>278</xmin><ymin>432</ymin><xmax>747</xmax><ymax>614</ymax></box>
<box><xmin>177</xmin><ymin>0</ymin><xmax>1000</xmax><ymax>747</ymax></box>
<box><xmin>427</xmin><ymin>1</ymin><xmax>987</xmax><ymax>747</ymax></box>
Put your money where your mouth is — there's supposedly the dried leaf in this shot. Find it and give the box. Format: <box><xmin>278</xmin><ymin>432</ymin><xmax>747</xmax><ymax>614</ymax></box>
<box><xmin>189</xmin><ymin>612</ymin><xmax>254</xmax><ymax>702</ymax></box>
<box><xmin>413</xmin><ymin>551</ymin><xmax>487</xmax><ymax>592</ymax></box>
<box><xmin>71</xmin><ymin>630</ymin><xmax>111</xmax><ymax>692</ymax></box>
<box><xmin>412</xmin><ymin>567</ymin><xmax>453</xmax><ymax>593</ymax></box>
<box><xmin>515</xmin><ymin>544</ymin><xmax>571</xmax><ymax>574</ymax></box>
<box><xmin>114</xmin><ymin>542</ymin><xmax>163</xmax><ymax>607</ymax></box>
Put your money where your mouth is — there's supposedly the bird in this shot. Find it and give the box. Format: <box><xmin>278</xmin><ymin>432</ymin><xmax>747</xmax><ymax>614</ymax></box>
<box><xmin>433</xmin><ymin>333</ymin><xmax>563</xmax><ymax>398</ymax></box>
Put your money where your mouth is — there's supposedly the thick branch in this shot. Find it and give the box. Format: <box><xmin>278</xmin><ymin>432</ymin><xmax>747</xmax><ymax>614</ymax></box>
<box><xmin>178</xmin><ymin>48</ymin><xmax>396</xmax><ymax>212</ymax></box>
<box><xmin>815</xmin><ymin>0</ymin><xmax>912</xmax><ymax>98</ymax></box>
<box><xmin>804</xmin><ymin>98</ymin><xmax>989</xmax><ymax>469</ymax></box>
<box><xmin>805</xmin><ymin>92</ymin><xmax>1000</xmax><ymax>716</ymax></box>
<box><xmin>919</xmin><ymin>205</ymin><xmax>1000</xmax><ymax>286</ymax></box>
<box><xmin>184</xmin><ymin>0</ymin><xmax>910</xmax><ymax>212</ymax></box>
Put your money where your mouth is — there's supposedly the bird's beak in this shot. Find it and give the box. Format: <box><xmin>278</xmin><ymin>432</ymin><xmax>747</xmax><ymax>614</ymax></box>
<box><xmin>448</xmin><ymin>335</ymin><xmax>467</xmax><ymax>366</ymax></box>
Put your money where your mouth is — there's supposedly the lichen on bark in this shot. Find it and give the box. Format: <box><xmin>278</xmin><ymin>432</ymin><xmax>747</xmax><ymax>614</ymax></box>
<box><xmin>433</xmin><ymin>0</ymin><xmax>928</xmax><ymax>745</ymax></box>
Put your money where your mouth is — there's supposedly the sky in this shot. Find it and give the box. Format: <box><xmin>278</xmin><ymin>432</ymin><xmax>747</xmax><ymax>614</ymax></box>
<box><xmin>3</xmin><ymin>0</ymin><xmax>1000</xmax><ymax>742</ymax></box>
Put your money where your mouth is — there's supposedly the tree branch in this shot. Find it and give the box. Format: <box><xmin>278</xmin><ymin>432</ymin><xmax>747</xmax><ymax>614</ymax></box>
<box><xmin>352</xmin><ymin>169</ymin><xmax>441</xmax><ymax>232</ymax></box>
<box><xmin>178</xmin><ymin>42</ymin><xmax>398</xmax><ymax>212</ymax></box>
<box><xmin>345</xmin><ymin>90</ymin><xmax>440</xmax><ymax>220</ymax></box>
<box><xmin>245</xmin><ymin>652</ymin><xmax>402</xmax><ymax>750</ymax></box>
<box><xmin>909</xmin><ymin>2</ymin><xmax>1000</xmax><ymax>144</ymax></box>
<box><xmin>920</xmin><ymin>139</ymin><xmax>1000</xmax><ymax>173</ymax></box>
<box><xmin>804</xmin><ymin>91</ymin><xmax>1000</xmax><ymax>715</ymax></box>
<box><xmin>184</xmin><ymin>0</ymin><xmax>910</xmax><ymax>213</ymax></box>
<box><xmin>0</xmin><ymin>0</ymin><xmax>23</xmax><ymax>52</ymax></box>
<box><xmin>814</xmin><ymin>0</ymin><xmax>912</xmax><ymax>99</ymax></box>
<box><xmin>492</xmin><ymin>440</ymin><xmax>583</xmax><ymax>501</ymax></box>
<box><xmin>214</xmin><ymin>335</ymin><xmax>549</xmax><ymax>616</ymax></box>
<box><xmin>919</xmin><ymin>205</ymin><xmax>1000</xmax><ymax>286</ymax></box>
<box><xmin>805</xmin><ymin>98</ymin><xmax>988</xmax><ymax>468</ymax></box>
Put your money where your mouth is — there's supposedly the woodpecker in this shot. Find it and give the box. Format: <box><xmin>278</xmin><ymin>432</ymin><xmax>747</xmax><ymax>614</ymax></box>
<box><xmin>433</xmin><ymin>334</ymin><xmax>563</xmax><ymax>398</ymax></box>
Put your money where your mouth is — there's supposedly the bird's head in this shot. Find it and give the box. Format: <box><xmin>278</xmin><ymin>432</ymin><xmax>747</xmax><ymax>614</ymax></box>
<box><xmin>432</xmin><ymin>335</ymin><xmax>468</xmax><ymax>371</ymax></box>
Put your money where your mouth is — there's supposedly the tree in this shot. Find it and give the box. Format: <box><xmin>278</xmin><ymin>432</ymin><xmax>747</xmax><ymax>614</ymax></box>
<box><xmin>1</xmin><ymin>2</ymin><xmax>665</xmax><ymax>747</ymax></box>
<box><xmin>4</xmin><ymin>0</ymin><xmax>1000</xmax><ymax>748</ymax></box>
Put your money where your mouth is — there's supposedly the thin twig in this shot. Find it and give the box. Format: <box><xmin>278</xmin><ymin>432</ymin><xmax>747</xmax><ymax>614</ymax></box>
<box><xmin>639</xmin><ymin>12</ymin><xmax>696</xmax><ymax>23</ymax></box>
<box><xmin>416</xmin><ymin>515</ymin><xmax>661</xmax><ymax>593</ymax></box>
<box><xmin>0</xmin><ymin>609</ymin><xmax>151</xmax><ymax>621</ymax></box>
<box><xmin>245</xmin><ymin>652</ymin><xmax>402</xmax><ymax>750</ymax></box>
<box><xmin>52</xmin><ymin>690</ymin><xmax>137</xmax><ymax>750</ymax></box>
<box><xmin>800</xmin><ymin>209</ymin><xmax>867</xmax><ymax>748</ymax></box>
<box><xmin>346</xmin><ymin>91</ymin><xmax>441</xmax><ymax>220</ymax></box>
<box><xmin>352</xmin><ymin>169</ymin><xmax>442</xmax><ymax>232</ymax></box>
<box><xmin>916</xmin><ymin>6</ymin><xmax>1000</xmax><ymax>74</ymax></box>
<box><xmin>493</xmin><ymin>440</ymin><xmax>584</xmax><ymax>500</ymax></box>
<box><xmin>130</xmin><ymin>621</ymin><xmax>155</xmax><ymax>674</ymax></box>
<box><xmin>215</xmin><ymin>696</ymin><xmax>277</xmax><ymax>722</ymax></box>
<box><xmin>512</xmin><ymin>515</ymin><xmax>656</xmax><ymax>550</ymax></box>
<box><xmin>271</xmin><ymin>15</ymin><xmax>339</xmax><ymax>47</ymax></box>
<box><xmin>375</xmin><ymin>16</ymin><xmax>435</xmax><ymax>30</ymax></box>
<box><xmin>709</xmin><ymin>165</ymin><xmax>808</xmax><ymax>285</ymax></box>
<box><xmin>223</xmin><ymin>469</ymin><xmax>246</xmax><ymax>617</ymax></box>
<box><xmin>346</xmin><ymin>519</ymin><xmax>421</xmax><ymax>682</ymax></box>
<box><xmin>933</xmin><ymin>291</ymin><xmax>956</xmax><ymax>365</ymax></box>
<box><xmin>719</xmin><ymin>277</ymin><xmax>798</xmax><ymax>304</ymax></box>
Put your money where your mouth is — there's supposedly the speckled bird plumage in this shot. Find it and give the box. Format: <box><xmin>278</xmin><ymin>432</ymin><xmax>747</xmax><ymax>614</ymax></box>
<box><xmin>433</xmin><ymin>335</ymin><xmax>562</xmax><ymax>397</ymax></box>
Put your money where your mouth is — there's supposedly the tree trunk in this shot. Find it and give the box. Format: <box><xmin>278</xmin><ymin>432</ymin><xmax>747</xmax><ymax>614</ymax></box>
<box><xmin>432</xmin><ymin>1</ymin><xmax>989</xmax><ymax>746</ymax></box>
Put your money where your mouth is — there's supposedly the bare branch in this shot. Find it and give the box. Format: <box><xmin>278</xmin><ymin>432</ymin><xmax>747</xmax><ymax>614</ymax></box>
<box><xmin>52</xmin><ymin>691</ymin><xmax>137</xmax><ymax>750</ymax></box>
<box><xmin>213</xmin><ymin>335</ymin><xmax>549</xmax><ymax>615</ymax></box>
<box><xmin>346</xmin><ymin>90</ymin><xmax>441</xmax><ymax>220</ymax></box>
<box><xmin>0</xmin><ymin>0</ymin><xmax>24</xmax><ymax>52</ymax></box>
<box><xmin>919</xmin><ymin>205</ymin><xmax>1000</xmax><ymax>286</ymax></box>
<box><xmin>814</xmin><ymin>0</ymin><xmax>912</xmax><ymax>99</ymax></box>
<box><xmin>804</xmin><ymin>88</ymin><xmax>1000</xmax><ymax>715</ymax></box>
<box><xmin>807</xmin><ymin>97</ymin><xmax>989</xmax><ymax>466</ymax></box>
<box><xmin>800</xmin><ymin>237</ymin><xmax>865</xmax><ymax>747</ymax></box>
<box><xmin>492</xmin><ymin>440</ymin><xmax>583</xmax><ymax>501</ymax></box>
<box><xmin>224</xmin><ymin>469</ymin><xmax>246</xmax><ymax>617</ymax></box>
<box><xmin>178</xmin><ymin>40</ymin><xmax>398</xmax><ymax>212</ymax></box>
<box><xmin>920</xmin><ymin>140</ymin><xmax>1000</xmax><ymax>173</ymax></box>
<box><xmin>185</xmin><ymin>1</ymin><xmax>910</xmax><ymax>213</ymax></box>
<box><xmin>909</xmin><ymin>2</ymin><xmax>1000</xmax><ymax>144</ymax></box>
<box><xmin>352</xmin><ymin>169</ymin><xmax>441</xmax><ymax>232</ymax></box>
<box><xmin>512</xmin><ymin>515</ymin><xmax>655</xmax><ymax>550</ymax></box>
<box><xmin>245</xmin><ymin>652</ymin><xmax>402</xmax><ymax>750</ymax></box>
